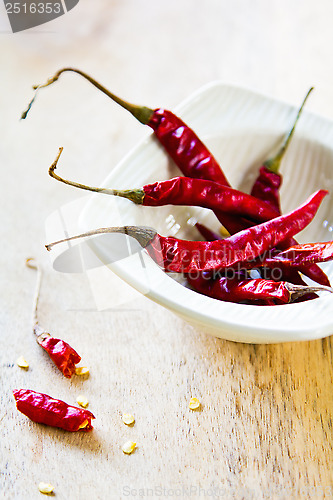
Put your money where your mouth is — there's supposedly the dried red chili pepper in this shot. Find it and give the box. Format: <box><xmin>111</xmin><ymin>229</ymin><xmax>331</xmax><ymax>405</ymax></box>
<box><xmin>21</xmin><ymin>68</ymin><xmax>250</xmax><ymax>235</ymax></box>
<box><xmin>48</xmin><ymin>152</ymin><xmax>279</xmax><ymax>224</ymax></box>
<box><xmin>13</xmin><ymin>389</ymin><xmax>95</xmax><ymax>431</ymax></box>
<box><xmin>248</xmin><ymin>88</ymin><xmax>330</xmax><ymax>288</ymax></box>
<box><xmin>186</xmin><ymin>273</ymin><xmax>331</xmax><ymax>304</ymax></box>
<box><xmin>45</xmin><ymin>190</ymin><xmax>327</xmax><ymax>274</ymax></box>
<box><xmin>21</xmin><ymin>68</ymin><xmax>230</xmax><ymax>186</ymax></box>
<box><xmin>264</xmin><ymin>241</ymin><xmax>333</xmax><ymax>267</ymax></box>
<box><xmin>250</xmin><ymin>88</ymin><xmax>313</xmax><ymax>213</ymax></box>
<box><xmin>26</xmin><ymin>258</ymin><xmax>81</xmax><ymax>378</ymax></box>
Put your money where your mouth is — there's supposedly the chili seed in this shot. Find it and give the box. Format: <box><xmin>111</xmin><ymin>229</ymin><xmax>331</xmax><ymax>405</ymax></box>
<box><xmin>76</xmin><ymin>395</ymin><xmax>89</xmax><ymax>408</ymax></box>
<box><xmin>189</xmin><ymin>397</ymin><xmax>201</xmax><ymax>410</ymax></box>
<box><xmin>122</xmin><ymin>440</ymin><xmax>136</xmax><ymax>454</ymax></box>
<box><xmin>75</xmin><ymin>366</ymin><xmax>89</xmax><ymax>376</ymax></box>
<box><xmin>16</xmin><ymin>356</ymin><xmax>29</xmax><ymax>369</ymax></box>
<box><xmin>38</xmin><ymin>482</ymin><xmax>54</xmax><ymax>494</ymax></box>
<box><xmin>77</xmin><ymin>419</ymin><xmax>89</xmax><ymax>429</ymax></box>
<box><xmin>122</xmin><ymin>413</ymin><xmax>135</xmax><ymax>425</ymax></box>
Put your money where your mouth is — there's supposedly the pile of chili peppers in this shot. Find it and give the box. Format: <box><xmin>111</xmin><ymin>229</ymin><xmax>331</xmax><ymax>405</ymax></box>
<box><xmin>22</xmin><ymin>69</ymin><xmax>333</xmax><ymax>310</ymax></box>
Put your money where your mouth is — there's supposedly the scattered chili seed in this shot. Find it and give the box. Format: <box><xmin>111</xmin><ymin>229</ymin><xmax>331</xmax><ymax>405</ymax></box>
<box><xmin>75</xmin><ymin>366</ymin><xmax>90</xmax><ymax>376</ymax></box>
<box><xmin>16</xmin><ymin>356</ymin><xmax>29</xmax><ymax>369</ymax></box>
<box><xmin>189</xmin><ymin>397</ymin><xmax>201</xmax><ymax>410</ymax></box>
<box><xmin>38</xmin><ymin>482</ymin><xmax>54</xmax><ymax>494</ymax></box>
<box><xmin>122</xmin><ymin>441</ymin><xmax>136</xmax><ymax>454</ymax></box>
<box><xmin>122</xmin><ymin>413</ymin><xmax>135</xmax><ymax>425</ymax></box>
<box><xmin>76</xmin><ymin>395</ymin><xmax>89</xmax><ymax>408</ymax></box>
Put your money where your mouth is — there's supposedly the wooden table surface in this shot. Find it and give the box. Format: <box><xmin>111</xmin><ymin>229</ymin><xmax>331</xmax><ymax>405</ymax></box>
<box><xmin>1</xmin><ymin>1</ymin><xmax>333</xmax><ymax>498</ymax></box>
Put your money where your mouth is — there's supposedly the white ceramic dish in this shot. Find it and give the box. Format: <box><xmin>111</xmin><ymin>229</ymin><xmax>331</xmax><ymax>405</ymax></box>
<box><xmin>74</xmin><ymin>83</ymin><xmax>333</xmax><ymax>343</ymax></box>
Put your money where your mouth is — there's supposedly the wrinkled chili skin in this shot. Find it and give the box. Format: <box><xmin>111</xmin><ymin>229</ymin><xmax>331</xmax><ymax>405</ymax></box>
<box><xmin>13</xmin><ymin>389</ymin><xmax>95</xmax><ymax>431</ymax></box>
<box><xmin>265</xmin><ymin>241</ymin><xmax>333</xmax><ymax>267</ymax></box>
<box><xmin>187</xmin><ymin>274</ymin><xmax>292</xmax><ymax>304</ymax></box>
<box><xmin>146</xmin><ymin>190</ymin><xmax>327</xmax><ymax>273</ymax></box>
<box><xmin>143</xmin><ymin>177</ymin><xmax>278</xmax><ymax>223</ymax></box>
<box><xmin>250</xmin><ymin>166</ymin><xmax>282</xmax><ymax>213</ymax></box>
<box><xmin>38</xmin><ymin>336</ymin><xmax>81</xmax><ymax>378</ymax></box>
<box><xmin>148</xmin><ymin>109</ymin><xmax>230</xmax><ymax>186</ymax></box>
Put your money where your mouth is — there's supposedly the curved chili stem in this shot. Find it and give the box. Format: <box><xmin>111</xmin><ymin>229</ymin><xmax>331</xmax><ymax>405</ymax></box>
<box><xmin>25</xmin><ymin>257</ymin><xmax>46</xmax><ymax>337</ymax></box>
<box><xmin>264</xmin><ymin>87</ymin><xmax>314</xmax><ymax>174</ymax></box>
<box><xmin>49</xmin><ymin>148</ymin><xmax>145</xmax><ymax>204</ymax></box>
<box><xmin>45</xmin><ymin>226</ymin><xmax>157</xmax><ymax>252</ymax></box>
<box><xmin>21</xmin><ymin>67</ymin><xmax>154</xmax><ymax>124</ymax></box>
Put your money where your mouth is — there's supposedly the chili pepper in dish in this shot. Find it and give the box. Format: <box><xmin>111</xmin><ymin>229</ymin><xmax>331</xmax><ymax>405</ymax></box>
<box><xmin>251</xmin><ymin>87</ymin><xmax>313</xmax><ymax>213</ymax></box>
<box><xmin>13</xmin><ymin>389</ymin><xmax>95</xmax><ymax>431</ymax></box>
<box><xmin>21</xmin><ymin>68</ymin><xmax>250</xmax><ymax>235</ymax></box>
<box><xmin>45</xmin><ymin>190</ymin><xmax>327</xmax><ymax>273</ymax></box>
<box><xmin>48</xmin><ymin>150</ymin><xmax>279</xmax><ymax>224</ymax></box>
<box><xmin>186</xmin><ymin>274</ymin><xmax>332</xmax><ymax>305</ymax></box>
<box><xmin>26</xmin><ymin>258</ymin><xmax>81</xmax><ymax>378</ymax></box>
<box><xmin>263</xmin><ymin>241</ymin><xmax>333</xmax><ymax>267</ymax></box>
<box><xmin>248</xmin><ymin>87</ymin><xmax>330</xmax><ymax>287</ymax></box>
<box><xmin>21</xmin><ymin>68</ymin><xmax>230</xmax><ymax>186</ymax></box>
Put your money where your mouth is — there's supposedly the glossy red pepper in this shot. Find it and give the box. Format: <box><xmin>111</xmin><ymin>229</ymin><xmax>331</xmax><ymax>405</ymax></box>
<box><xmin>248</xmin><ymin>88</ymin><xmax>330</xmax><ymax>287</ymax></box>
<box><xmin>251</xmin><ymin>88</ymin><xmax>313</xmax><ymax>212</ymax></box>
<box><xmin>264</xmin><ymin>241</ymin><xmax>333</xmax><ymax>267</ymax></box>
<box><xmin>21</xmin><ymin>68</ymin><xmax>249</xmax><ymax>235</ymax></box>
<box><xmin>45</xmin><ymin>190</ymin><xmax>327</xmax><ymax>274</ymax></box>
<box><xmin>26</xmin><ymin>258</ymin><xmax>81</xmax><ymax>378</ymax></box>
<box><xmin>13</xmin><ymin>389</ymin><xmax>95</xmax><ymax>431</ymax></box>
<box><xmin>47</xmin><ymin>160</ymin><xmax>279</xmax><ymax>225</ymax></box>
<box><xmin>36</xmin><ymin>333</ymin><xmax>81</xmax><ymax>378</ymax></box>
<box><xmin>186</xmin><ymin>274</ymin><xmax>330</xmax><ymax>305</ymax></box>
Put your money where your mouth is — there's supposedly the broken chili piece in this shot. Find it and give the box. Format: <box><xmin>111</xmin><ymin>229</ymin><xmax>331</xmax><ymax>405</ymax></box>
<box><xmin>13</xmin><ymin>389</ymin><xmax>95</xmax><ymax>431</ymax></box>
<box><xmin>26</xmin><ymin>258</ymin><xmax>81</xmax><ymax>378</ymax></box>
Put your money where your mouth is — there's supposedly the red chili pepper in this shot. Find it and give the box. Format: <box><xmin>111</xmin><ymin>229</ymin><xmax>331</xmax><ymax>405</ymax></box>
<box><xmin>13</xmin><ymin>389</ymin><xmax>95</xmax><ymax>431</ymax></box>
<box><xmin>21</xmin><ymin>68</ymin><xmax>250</xmax><ymax>235</ymax></box>
<box><xmin>26</xmin><ymin>258</ymin><xmax>81</xmax><ymax>378</ymax></box>
<box><xmin>47</xmin><ymin>157</ymin><xmax>279</xmax><ymax>225</ymax></box>
<box><xmin>251</xmin><ymin>88</ymin><xmax>313</xmax><ymax>212</ymax></box>
<box><xmin>186</xmin><ymin>274</ymin><xmax>331</xmax><ymax>304</ymax></box>
<box><xmin>21</xmin><ymin>68</ymin><xmax>230</xmax><ymax>186</ymax></box>
<box><xmin>36</xmin><ymin>334</ymin><xmax>81</xmax><ymax>379</ymax></box>
<box><xmin>248</xmin><ymin>88</ymin><xmax>330</xmax><ymax>287</ymax></box>
<box><xmin>45</xmin><ymin>190</ymin><xmax>328</xmax><ymax>274</ymax></box>
<box><xmin>264</xmin><ymin>241</ymin><xmax>333</xmax><ymax>267</ymax></box>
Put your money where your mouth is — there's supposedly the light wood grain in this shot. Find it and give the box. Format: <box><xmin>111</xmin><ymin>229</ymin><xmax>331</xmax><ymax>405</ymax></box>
<box><xmin>1</xmin><ymin>1</ymin><xmax>333</xmax><ymax>499</ymax></box>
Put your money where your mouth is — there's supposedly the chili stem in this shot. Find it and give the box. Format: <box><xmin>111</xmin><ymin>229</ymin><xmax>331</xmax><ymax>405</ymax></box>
<box><xmin>285</xmin><ymin>282</ymin><xmax>333</xmax><ymax>300</ymax></box>
<box><xmin>45</xmin><ymin>226</ymin><xmax>157</xmax><ymax>252</ymax></box>
<box><xmin>264</xmin><ymin>87</ymin><xmax>314</xmax><ymax>173</ymax></box>
<box><xmin>26</xmin><ymin>258</ymin><xmax>44</xmax><ymax>337</ymax></box>
<box><xmin>21</xmin><ymin>67</ymin><xmax>154</xmax><ymax>124</ymax></box>
<box><xmin>49</xmin><ymin>148</ymin><xmax>145</xmax><ymax>204</ymax></box>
